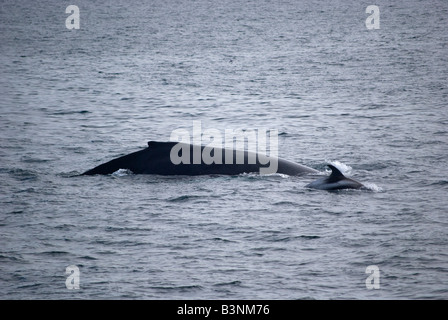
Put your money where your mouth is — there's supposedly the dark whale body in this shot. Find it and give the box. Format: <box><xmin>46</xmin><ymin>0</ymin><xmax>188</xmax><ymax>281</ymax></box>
<box><xmin>83</xmin><ymin>141</ymin><xmax>364</xmax><ymax>190</ymax></box>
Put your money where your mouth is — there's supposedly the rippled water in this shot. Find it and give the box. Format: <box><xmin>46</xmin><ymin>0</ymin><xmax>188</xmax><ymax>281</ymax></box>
<box><xmin>1</xmin><ymin>0</ymin><xmax>447</xmax><ymax>299</ymax></box>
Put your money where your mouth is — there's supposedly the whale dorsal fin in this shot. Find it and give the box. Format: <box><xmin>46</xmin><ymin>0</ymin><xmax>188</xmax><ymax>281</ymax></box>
<box><xmin>327</xmin><ymin>164</ymin><xmax>346</xmax><ymax>182</ymax></box>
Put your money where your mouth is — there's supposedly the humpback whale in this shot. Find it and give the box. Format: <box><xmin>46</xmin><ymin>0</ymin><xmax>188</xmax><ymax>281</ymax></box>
<box><xmin>82</xmin><ymin>141</ymin><xmax>365</xmax><ymax>190</ymax></box>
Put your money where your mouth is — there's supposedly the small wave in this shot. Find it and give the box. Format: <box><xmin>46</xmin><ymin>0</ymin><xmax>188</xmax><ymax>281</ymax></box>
<box><xmin>38</xmin><ymin>251</ymin><xmax>70</xmax><ymax>257</ymax></box>
<box><xmin>79</xmin><ymin>255</ymin><xmax>97</xmax><ymax>260</ymax></box>
<box><xmin>273</xmin><ymin>201</ymin><xmax>297</xmax><ymax>206</ymax></box>
<box><xmin>18</xmin><ymin>283</ymin><xmax>44</xmax><ymax>289</ymax></box>
<box><xmin>429</xmin><ymin>180</ymin><xmax>448</xmax><ymax>186</ymax></box>
<box><xmin>21</xmin><ymin>156</ymin><xmax>51</xmax><ymax>163</ymax></box>
<box><xmin>298</xmin><ymin>235</ymin><xmax>321</xmax><ymax>240</ymax></box>
<box><xmin>167</xmin><ymin>195</ymin><xmax>201</xmax><ymax>202</ymax></box>
<box><xmin>59</xmin><ymin>171</ymin><xmax>81</xmax><ymax>178</ymax></box>
<box><xmin>51</xmin><ymin>110</ymin><xmax>90</xmax><ymax>115</ymax></box>
<box><xmin>213</xmin><ymin>280</ymin><xmax>243</xmax><ymax>287</ymax></box>
<box><xmin>151</xmin><ymin>285</ymin><xmax>203</xmax><ymax>292</ymax></box>
<box><xmin>266</xmin><ymin>235</ymin><xmax>321</xmax><ymax>242</ymax></box>
<box><xmin>16</xmin><ymin>187</ymin><xmax>37</xmax><ymax>193</ymax></box>
<box><xmin>4</xmin><ymin>168</ymin><xmax>39</xmax><ymax>181</ymax></box>
<box><xmin>210</xmin><ymin>237</ymin><xmax>231</xmax><ymax>242</ymax></box>
<box><xmin>0</xmin><ymin>254</ymin><xmax>24</xmax><ymax>263</ymax></box>
<box><xmin>105</xmin><ymin>226</ymin><xmax>153</xmax><ymax>232</ymax></box>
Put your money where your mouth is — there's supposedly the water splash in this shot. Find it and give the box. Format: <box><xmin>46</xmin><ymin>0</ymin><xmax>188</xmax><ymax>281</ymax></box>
<box><xmin>363</xmin><ymin>182</ymin><xmax>383</xmax><ymax>192</ymax></box>
<box><xmin>111</xmin><ymin>169</ymin><xmax>133</xmax><ymax>177</ymax></box>
<box><xmin>324</xmin><ymin>160</ymin><xmax>353</xmax><ymax>175</ymax></box>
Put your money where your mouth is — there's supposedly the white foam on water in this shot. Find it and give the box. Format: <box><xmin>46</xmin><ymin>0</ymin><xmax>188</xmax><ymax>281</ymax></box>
<box><xmin>324</xmin><ymin>159</ymin><xmax>353</xmax><ymax>175</ymax></box>
<box><xmin>112</xmin><ymin>169</ymin><xmax>134</xmax><ymax>177</ymax></box>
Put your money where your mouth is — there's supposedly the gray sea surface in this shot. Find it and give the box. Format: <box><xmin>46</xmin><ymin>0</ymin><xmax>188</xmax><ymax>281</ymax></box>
<box><xmin>1</xmin><ymin>0</ymin><xmax>447</xmax><ymax>299</ymax></box>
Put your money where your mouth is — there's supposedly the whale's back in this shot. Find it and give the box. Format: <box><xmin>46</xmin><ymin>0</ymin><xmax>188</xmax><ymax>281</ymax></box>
<box><xmin>83</xmin><ymin>141</ymin><xmax>318</xmax><ymax>176</ymax></box>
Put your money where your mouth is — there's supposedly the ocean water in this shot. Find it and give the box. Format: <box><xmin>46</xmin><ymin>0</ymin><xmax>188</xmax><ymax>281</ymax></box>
<box><xmin>1</xmin><ymin>0</ymin><xmax>447</xmax><ymax>299</ymax></box>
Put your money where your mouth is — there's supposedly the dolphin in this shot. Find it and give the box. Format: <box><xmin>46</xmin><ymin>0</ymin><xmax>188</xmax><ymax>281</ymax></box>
<box><xmin>82</xmin><ymin>141</ymin><xmax>365</xmax><ymax>190</ymax></box>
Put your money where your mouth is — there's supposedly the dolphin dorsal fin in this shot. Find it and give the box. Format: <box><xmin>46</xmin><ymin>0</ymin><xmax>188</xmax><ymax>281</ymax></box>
<box><xmin>327</xmin><ymin>164</ymin><xmax>345</xmax><ymax>182</ymax></box>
